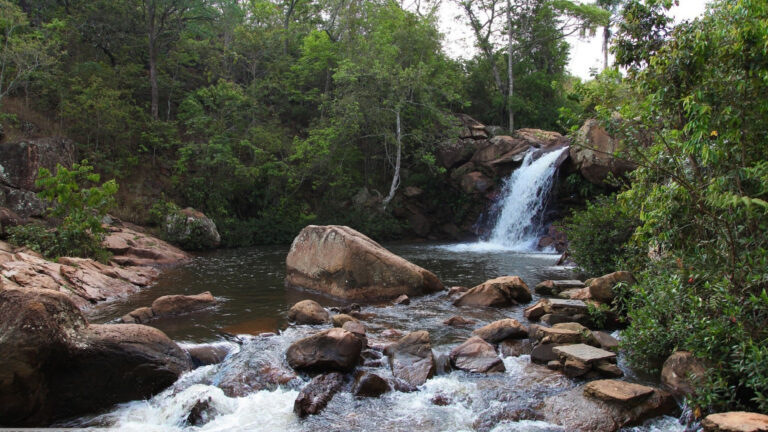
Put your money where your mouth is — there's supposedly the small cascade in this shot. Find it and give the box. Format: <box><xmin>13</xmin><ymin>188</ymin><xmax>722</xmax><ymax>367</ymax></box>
<box><xmin>484</xmin><ymin>147</ymin><xmax>567</xmax><ymax>250</ymax></box>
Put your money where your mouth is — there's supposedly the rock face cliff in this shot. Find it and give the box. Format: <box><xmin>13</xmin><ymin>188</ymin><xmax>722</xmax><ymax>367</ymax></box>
<box><xmin>285</xmin><ymin>225</ymin><xmax>444</xmax><ymax>301</ymax></box>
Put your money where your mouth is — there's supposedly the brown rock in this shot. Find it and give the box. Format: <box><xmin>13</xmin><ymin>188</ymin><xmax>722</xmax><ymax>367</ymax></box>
<box><xmin>331</xmin><ymin>313</ymin><xmax>357</xmax><ymax>327</ymax></box>
<box><xmin>591</xmin><ymin>331</ymin><xmax>619</xmax><ymax>351</ymax></box>
<box><xmin>584</xmin><ymin>380</ymin><xmax>655</xmax><ymax>405</ymax></box>
<box><xmin>594</xmin><ymin>361</ymin><xmax>624</xmax><ymax>378</ymax></box>
<box><xmin>531</xmin><ymin>343</ymin><xmax>561</xmax><ymax>364</ymax></box>
<box><xmin>554</xmin><ymin>344</ymin><xmax>617</xmax><ymax>364</ymax></box>
<box><xmin>384</xmin><ymin>330</ymin><xmax>436</xmax><ymax>387</ymax></box>
<box><xmin>660</xmin><ymin>351</ymin><xmax>707</xmax><ymax>396</ymax></box>
<box><xmin>460</xmin><ymin>171</ymin><xmax>493</xmax><ymax>194</ymax></box>
<box><xmin>104</xmin><ymin>226</ymin><xmax>190</xmax><ymax>267</ymax></box>
<box><xmin>121</xmin><ymin>306</ymin><xmax>155</xmax><ymax>324</ymax></box>
<box><xmin>293</xmin><ymin>372</ymin><xmax>343</xmax><ymax>417</ymax></box>
<box><xmin>185</xmin><ymin>343</ymin><xmax>234</xmax><ymax>367</ymax></box>
<box><xmin>563</xmin><ymin>359</ymin><xmax>590</xmax><ymax>378</ymax></box>
<box><xmin>701</xmin><ymin>412</ymin><xmax>768</xmax><ymax>432</ymax></box>
<box><xmin>0</xmin><ymin>207</ymin><xmax>22</xmax><ymax>234</ymax></box>
<box><xmin>569</xmin><ymin>119</ymin><xmax>636</xmax><ymax>186</ymax></box>
<box><xmin>542</xmin><ymin>382</ymin><xmax>676</xmax><ymax>432</ymax></box>
<box><xmin>447</xmin><ymin>286</ymin><xmax>470</xmax><ymax>297</ymax></box>
<box><xmin>380</xmin><ymin>328</ymin><xmax>403</xmax><ymax>339</ymax></box>
<box><xmin>587</xmin><ymin>271</ymin><xmax>636</xmax><ymax>302</ymax></box>
<box><xmin>535</xmin><ymin>280</ymin><xmax>585</xmax><ymax>296</ymax></box>
<box><xmin>444</xmin><ymin>315</ymin><xmax>475</xmax><ymax>326</ymax></box>
<box><xmin>393</xmin><ymin>294</ymin><xmax>410</xmax><ymax>305</ymax></box>
<box><xmin>449</xmin><ymin>336</ymin><xmax>505</xmax><ymax>373</ymax></box>
<box><xmin>454</xmin><ymin>276</ymin><xmax>531</xmax><ymax>308</ymax></box>
<box><xmin>285</xmin><ymin>225</ymin><xmax>444</xmax><ymax>301</ymax></box>
<box><xmin>353</xmin><ymin>372</ymin><xmax>390</xmax><ymax>398</ymax></box>
<box><xmin>286</xmin><ymin>328</ymin><xmax>363</xmax><ymax>373</ymax></box>
<box><xmin>472</xmin><ymin>318</ymin><xmax>528</xmax><ymax>343</ymax></box>
<box><xmin>533</xmin><ymin>326</ymin><xmax>582</xmax><ymax>345</ymax></box>
<box><xmin>151</xmin><ymin>291</ymin><xmax>216</xmax><ymax>317</ymax></box>
<box><xmin>524</xmin><ymin>300</ymin><xmax>547</xmax><ymax>320</ymax></box>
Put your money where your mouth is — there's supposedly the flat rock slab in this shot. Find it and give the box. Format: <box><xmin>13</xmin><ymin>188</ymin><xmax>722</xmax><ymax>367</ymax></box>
<box><xmin>702</xmin><ymin>411</ymin><xmax>768</xmax><ymax>432</ymax></box>
<box><xmin>584</xmin><ymin>380</ymin><xmax>654</xmax><ymax>405</ymax></box>
<box><xmin>553</xmin><ymin>344</ymin><xmax>616</xmax><ymax>364</ymax></box>
<box><xmin>548</xmin><ymin>298</ymin><xmax>589</xmax><ymax>311</ymax></box>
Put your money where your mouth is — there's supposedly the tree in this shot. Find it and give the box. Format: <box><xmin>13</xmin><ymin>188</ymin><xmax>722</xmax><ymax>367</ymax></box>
<box><xmin>0</xmin><ymin>0</ymin><xmax>60</xmax><ymax>107</ymax></box>
<box><xmin>596</xmin><ymin>0</ymin><xmax>625</xmax><ymax>70</ymax></box>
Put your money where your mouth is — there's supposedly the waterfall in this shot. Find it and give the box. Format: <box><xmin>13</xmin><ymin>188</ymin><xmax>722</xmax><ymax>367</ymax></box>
<box><xmin>444</xmin><ymin>147</ymin><xmax>567</xmax><ymax>253</ymax></box>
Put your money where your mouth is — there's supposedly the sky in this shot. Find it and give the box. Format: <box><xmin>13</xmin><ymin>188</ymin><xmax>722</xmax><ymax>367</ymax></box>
<box><xmin>435</xmin><ymin>0</ymin><xmax>710</xmax><ymax>80</ymax></box>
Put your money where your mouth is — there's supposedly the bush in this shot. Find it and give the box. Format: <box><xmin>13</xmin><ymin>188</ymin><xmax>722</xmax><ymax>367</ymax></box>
<box><xmin>564</xmin><ymin>194</ymin><xmax>639</xmax><ymax>276</ymax></box>
<box><xmin>8</xmin><ymin>161</ymin><xmax>117</xmax><ymax>262</ymax></box>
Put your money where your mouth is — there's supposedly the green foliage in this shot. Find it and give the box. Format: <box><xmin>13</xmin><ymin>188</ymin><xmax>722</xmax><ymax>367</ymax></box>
<box><xmin>565</xmin><ymin>194</ymin><xmax>639</xmax><ymax>276</ymax></box>
<box><xmin>9</xmin><ymin>162</ymin><xmax>117</xmax><ymax>261</ymax></box>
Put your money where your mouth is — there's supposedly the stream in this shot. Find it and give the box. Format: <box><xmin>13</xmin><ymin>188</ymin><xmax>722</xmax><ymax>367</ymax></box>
<box><xmin>72</xmin><ymin>243</ymin><xmax>687</xmax><ymax>431</ymax></box>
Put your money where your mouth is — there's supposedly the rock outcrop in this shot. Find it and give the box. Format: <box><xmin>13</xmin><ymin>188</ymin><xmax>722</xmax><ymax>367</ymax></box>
<box><xmin>453</xmin><ymin>276</ymin><xmax>531</xmax><ymax>307</ymax></box>
<box><xmin>0</xmin><ymin>287</ymin><xmax>192</xmax><ymax>426</ymax></box>
<box><xmin>449</xmin><ymin>336</ymin><xmax>505</xmax><ymax>373</ymax></box>
<box><xmin>569</xmin><ymin>119</ymin><xmax>636</xmax><ymax>186</ymax></box>
<box><xmin>285</xmin><ymin>225</ymin><xmax>444</xmax><ymax>301</ymax></box>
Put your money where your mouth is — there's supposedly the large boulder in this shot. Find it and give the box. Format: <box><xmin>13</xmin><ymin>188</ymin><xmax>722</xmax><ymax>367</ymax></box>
<box><xmin>660</xmin><ymin>351</ymin><xmax>707</xmax><ymax>396</ymax></box>
<box><xmin>285</xmin><ymin>328</ymin><xmax>363</xmax><ymax>372</ymax></box>
<box><xmin>453</xmin><ymin>276</ymin><xmax>531</xmax><ymax>307</ymax></box>
<box><xmin>569</xmin><ymin>119</ymin><xmax>636</xmax><ymax>186</ymax></box>
<box><xmin>288</xmin><ymin>299</ymin><xmax>330</xmax><ymax>325</ymax></box>
<box><xmin>164</xmin><ymin>207</ymin><xmax>221</xmax><ymax>250</ymax></box>
<box><xmin>471</xmin><ymin>136</ymin><xmax>530</xmax><ymax>175</ymax></box>
<box><xmin>285</xmin><ymin>225</ymin><xmax>444</xmax><ymax>301</ymax></box>
<box><xmin>384</xmin><ymin>330</ymin><xmax>436</xmax><ymax>387</ymax></box>
<box><xmin>0</xmin><ymin>287</ymin><xmax>191</xmax><ymax>426</ymax></box>
<box><xmin>0</xmin><ymin>207</ymin><xmax>22</xmax><ymax>235</ymax></box>
<box><xmin>104</xmin><ymin>226</ymin><xmax>191</xmax><ymax>267</ymax></box>
<box><xmin>449</xmin><ymin>336</ymin><xmax>505</xmax><ymax>373</ymax></box>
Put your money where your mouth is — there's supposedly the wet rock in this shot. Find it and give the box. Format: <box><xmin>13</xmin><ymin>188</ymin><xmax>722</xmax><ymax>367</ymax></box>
<box><xmin>435</xmin><ymin>353</ymin><xmax>453</xmax><ymax>375</ymax></box>
<box><xmin>453</xmin><ymin>276</ymin><xmax>531</xmax><ymax>307</ymax></box>
<box><xmin>151</xmin><ymin>291</ymin><xmax>216</xmax><ymax>317</ymax></box>
<box><xmin>331</xmin><ymin>313</ymin><xmax>357</xmax><ymax>327</ymax></box>
<box><xmin>563</xmin><ymin>359</ymin><xmax>590</xmax><ymax>378</ymax></box>
<box><xmin>120</xmin><ymin>306</ymin><xmax>155</xmax><ymax>324</ymax></box>
<box><xmin>553</xmin><ymin>344</ymin><xmax>617</xmax><ymax>365</ymax></box>
<box><xmin>547</xmin><ymin>360</ymin><xmax>563</xmax><ymax>371</ymax></box>
<box><xmin>570</xmin><ymin>119</ymin><xmax>636</xmax><ymax>186</ymax></box>
<box><xmin>431</xmin><ymin>393</ymin><xmax>452</xmax><ymax>406</ymax></box>
<box><xmin>185</xmin><ymin>344</ymin><xmax>234</xmax><ymax>367</ymax></box>
<box><xmin>472</xmin><ymin>318</ymin><xmax>528</xmax><ymax>343</ymax></box>
<box><xmin>294</xmin><ymin>372</ymin><xmax>344</xmax><ymax>417</ymax></box>
<box><xmin>524</xmin><ymin>301</ymin><xmax>547</xmax><ymax>320</ymax></box>
<box><xmin>661</xmin><ymin>351</ymin><xmax>707</xmax><ymax>396</ymax></box>
<box><xmin>449</xmin><ymin>336</ymin><xmax>505</xmax><ymax>373</ymax></box>
<box><xmin>353</xmin><ymin>372</ymin><xmax>390</xmax><ymax>398</ymax></box>
<box><xmin>526</xmin><ymin>298</ymin><xmax>590</xmax><ymax>323</ymax></box>
<box><xmin>186</xmin><ymin>397</ymin><xmax>215</xmax><ymax>426</ymax></box>
<box><xmin>584</xmin><ymin>380</ymin><xmax>655</xmax><ymax>405</ymax></box>
<box><xmin>0</xmin><ymin>287</ymin><xmax>192</xmax><ymax>426</ymax></box>
<box><xmin>587</xmin><ymin>271</ymin><xmax>636</xmax><ymax>302</ymax></box>
<box><xmin>591</xmin><ymin>331</ymin><xmax>619</xmax><ymax>351</ymax></box>
<box><xmin>288</xmin><ymin>299</ymin><xmax>330</xmax><ymax>325</ymax></box>
<box><xmin>534</xmin><ymin>280</ymin><xmax>584</xmax><ymax>296</ymax></box>
<box><xmin>384</xmin><ymin>330</ymin><xmax>436</xmax><ymax>387</ymax></box>
<box><xmin>542</xmin><ymin>382</ymin><xmax>676</xmax><ymax>432</ymax></box>
<box><xmin>285</xmin><ymin>225</ymin><xmax>444</xmax><ymax>301</ymax></box>
<box><xmin>393</xmin><ymin>294</ymin><xmax>410</xmax><ymax>305</ymax></box>
<box><xmin>701</xmin><ymin>412</ymin><xmax>768</xmax><ymax>432</ymax></box>
<box><xmin>447</xmin><ymin>286</ymin><xmax>470</xmax><ymax>297</ymax></box>
<box><xmin>499</xmin><ymin>339</ymin><xmax>533</xmax><ymax>357</ymax></box>
<box><xmin>331</xmin><ymin>303</ymin><xmax>361</xmax><ymax>314</ymax></box>
<box><xmin>286</xmin><ymin>328</ymin><xmax>363</xmax><ymax>372</ymax></box>
<box><xmin>349</xmin><ymin>310</ymin><xmax>376</xmax><ymax>321</ymax></box>
<box><xmin>444</xmin><ymin>315</ymin><xmax>475</xmax><ymax>326</ymax></box>
<box><xmin>531</xmin><ymin>343</ymin><xmax>561</xmax><ymax>364</ymax></box>
<box><xmin>391</xmin><ymin>378</ymin><xmax>418</xmax><ymax>393</ymax></box>
<box><xmin>342</xmin><ymin>320</ymin><xmax>367</xmax><ymax>348</ymax></box>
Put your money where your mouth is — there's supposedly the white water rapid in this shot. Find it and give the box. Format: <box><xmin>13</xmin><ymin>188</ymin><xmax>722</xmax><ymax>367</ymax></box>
<box><xmin>445</xmin><ymin>147</ymin><xmax>568</xmax><ymax>253</ymax></box>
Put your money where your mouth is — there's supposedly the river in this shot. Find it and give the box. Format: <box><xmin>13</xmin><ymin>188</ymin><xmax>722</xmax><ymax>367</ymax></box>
<box><xmin>71</xmin><ymin>243</ymin><xmax>686</xmax><ymax>431</ymax></box>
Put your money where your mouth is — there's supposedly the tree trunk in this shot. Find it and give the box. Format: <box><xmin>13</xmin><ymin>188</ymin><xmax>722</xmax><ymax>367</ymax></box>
<box><xmin>602</xmin><ymin>26</ymin><xmax>610</xmax><ymax>70</ymax></box>
<box><xmin>507</xmin><ymin>0</ymin><xmax>514</xmax><ymax>133</ymax></box>
<box><xmin>149</xmin><ymin>39</ymin><xmax>159</xmax><ymax>120</ymax></box>
<box><xmin>382</xmin><ymin>109</ymin><xmax>402</xmax><ymax>210</ymax></box>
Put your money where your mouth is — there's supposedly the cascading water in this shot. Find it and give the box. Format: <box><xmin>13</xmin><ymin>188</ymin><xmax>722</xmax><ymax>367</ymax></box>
<box><xmin>445</xmin><ymin>147</ymin><xmax>567</xmax><ymax>253</ymax></box>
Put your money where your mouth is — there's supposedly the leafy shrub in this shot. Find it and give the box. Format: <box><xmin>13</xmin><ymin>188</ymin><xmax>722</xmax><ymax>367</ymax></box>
<box><xmin>8</xmin><ymin>162</ymin><xmax>117</xmax><ymax>261</ymax></box>
<box><xmin>564</xmin><ymin>194</ymin><xmax>639</xmax><ymax>276</ymax></box>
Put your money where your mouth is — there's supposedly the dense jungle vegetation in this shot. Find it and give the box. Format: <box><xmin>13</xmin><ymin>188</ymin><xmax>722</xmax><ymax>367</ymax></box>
<box><xmin>1</xmin><ymin>0</ymin><xmax>767</xmax><ymax>416</ymax></box>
